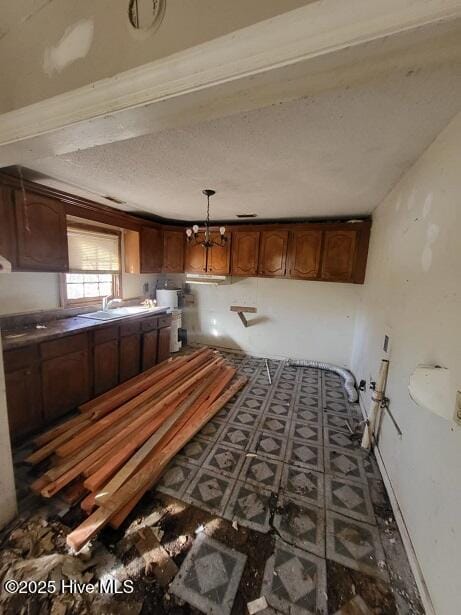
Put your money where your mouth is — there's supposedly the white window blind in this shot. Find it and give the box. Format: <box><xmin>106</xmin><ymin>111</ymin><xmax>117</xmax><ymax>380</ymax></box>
<box><xmin>68</xmin><ymin>227</ymin><xmax>120</xmax><ymax>273</ymax></box>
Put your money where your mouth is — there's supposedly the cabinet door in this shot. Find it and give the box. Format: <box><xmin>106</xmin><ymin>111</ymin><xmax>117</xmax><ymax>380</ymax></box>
<box><xmin>14</xmin><ymin>190</ymin><xmax>68</xmax><ymax>271</ymax></box>
<box><xmin>288</xmin><ymin>230</ymin><xmax>322</xmax><ymax>279</ymax></box>
<box><xmin>231</xmin><ymin>231</ymin><xmax>260</xmax><ymax>276</ymax></box>
<box><xmin>142</xmin><ymin>329</ymin><xmax>159</xmax><ymax>371</ymax></box>
<box><xmin>321</xmin><ymin>229</ymin><xmax>357</xmax><ymax>282</ymax></box>
<box><xmin>185</xmin><ymin>234</ymin><xmax>207</xmax><ymax>273</ymax></box>
<box><xmin>5</xmin><ymin>366</ymin><xmax>43</xmax><ymax>441</ymax></box>
<box><xmin>140</xmin><ymin>227</ymin><xmax>163</xmax><ymax>273</ymax></box>
<box><xmin>207</xmin><ymin>233</ymin><xmax>231</xmax><ymax>274</ymax></box>
<box><xmin>42</xmin><ymin>350</ymin><xmax>90</xmax><ymax>421</ymax></box>
<box><xmin>94</xmin><ymin>340</ymin><xmax>119</xmax><ymax>395</ymax></box>
<box><xmin>157</xmin><ymin>326</ymin><xmax>171</xmax><ymax>363</ymax></box>
<box><xmin>163</xmin><ymin>231</ymin><xmax>185</xmax><ymax>273</ymax></box>
<box><xmin>119</xmin><ymin>334</ymin><xmax>141</xmax><ymax>382</ymax></box>
<box><xmin>258</xmin><ymin>230</ymin><xmax>288</xmax><ymax>277</ymax></box>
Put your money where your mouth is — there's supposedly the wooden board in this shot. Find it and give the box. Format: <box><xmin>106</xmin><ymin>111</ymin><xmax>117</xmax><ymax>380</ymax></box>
<box><xmin>66</xmin><ymin>376</ymin><xmax>247</xmax><ymax>550</ymax></box>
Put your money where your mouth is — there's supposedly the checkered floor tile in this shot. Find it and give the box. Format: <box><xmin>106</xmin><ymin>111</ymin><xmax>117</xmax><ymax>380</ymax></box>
<box><xmin>170</xmin><ymin>533</ymin><xmax>247</xmax><ymax>615</ymax></box>
<box><xmin>274</xmin><ymin>495</ymin><xmax>325</xmax><ymax>557</ymax></box>
<box><xmin>326</xmin><ymin>511</ymin><xmax>389</xmax><ymax>582</ymax></box>
<box><xmin>262</xmin><ymin>538</ymin><xmax>327</xmax><ymax>614</ymax></box>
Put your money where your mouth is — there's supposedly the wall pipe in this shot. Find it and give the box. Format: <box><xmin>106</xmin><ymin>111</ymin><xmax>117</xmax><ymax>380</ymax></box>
<box><xmin>287</xmin><ymin>359</ymin><xmax>358</xmax><ymax>403</ymax></box>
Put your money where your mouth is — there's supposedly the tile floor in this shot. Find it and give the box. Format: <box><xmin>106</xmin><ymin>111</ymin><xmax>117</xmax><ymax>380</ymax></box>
<box><xmin>163</xmin><ymin>350</ymin><xmax>423</xmax><ymax>614</ymax></box>
<box><xmin>10</xmin><ymin>348</ymin><xmax>423</xmax><ymax>615</ymax></box>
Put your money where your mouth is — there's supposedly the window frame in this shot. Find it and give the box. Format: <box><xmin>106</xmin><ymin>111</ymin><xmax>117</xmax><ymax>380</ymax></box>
<box><xmin>60</xmin><ymin>222</ymin><xmax>122</xmax><ymax>308</ymax></box>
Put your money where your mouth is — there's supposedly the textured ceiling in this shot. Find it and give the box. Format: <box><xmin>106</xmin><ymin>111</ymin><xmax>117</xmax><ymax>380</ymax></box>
<box><xmin>29</xmin><ymin>61</ymin><xmax>461</xmax><ymax>222</ymax></box>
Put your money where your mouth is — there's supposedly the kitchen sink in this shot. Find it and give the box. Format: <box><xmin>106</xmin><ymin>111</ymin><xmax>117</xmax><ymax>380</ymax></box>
<box><xmin>79</xmin><ymin>306</ymin><xmax>165</xmax><ymax>321</ymax></box>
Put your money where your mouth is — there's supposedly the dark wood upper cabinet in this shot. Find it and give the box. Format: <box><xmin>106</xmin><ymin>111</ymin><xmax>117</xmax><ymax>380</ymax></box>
<box><xmin>321</xmin><ymin>229</ymin><xmax>357</xmax><ymax>282</ymax></box>
<box><xmin>231</xmin><ymin>231</ymin><xmax>260</xmax><ymax>276</ymax></box>
<box><xmin>259</xmin><ymin>230</ymin><xmax>289</xmax><ymax>277</ymax></box>
<box><xmin>14</xmin><ymin>190</ymin><xmax>68</xmax><ymax>272</ymax></box>
<box><xmin>163</xmin><ymin>231</ymin><xmax>185</xmax><ymax>273</ymax></box>
<box><xmin>207</xmin><ymin>233</ymin><xmax>231</xmax><ymax>275</ymax></box>
<box><xmin>140</xmin><ymin>227</ymin><xmax>163</xmax><ymax>273</ymax></box>
<box><xmin>287</xmin><ymin>230</ymin><xmax>322</xmax><ymax>280</ymax></box>
<box><xmin>185</xmin><ymin>233</ymin><xmax>207</xmax><ymax>273</ymax></box>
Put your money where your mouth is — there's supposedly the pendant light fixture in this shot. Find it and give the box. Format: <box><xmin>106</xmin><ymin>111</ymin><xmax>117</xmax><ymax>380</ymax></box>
<box><xmin>186</xmin><ymin>189</ymin><xmax>227</xmax><ymax>248</ymax></box>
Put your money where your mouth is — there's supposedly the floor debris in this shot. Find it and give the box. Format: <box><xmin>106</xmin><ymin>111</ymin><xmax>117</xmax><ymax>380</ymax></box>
<box><xmin>247</xmin><ymin>595</ymin><xmax>269</xmax><ymax>614</ymax></box>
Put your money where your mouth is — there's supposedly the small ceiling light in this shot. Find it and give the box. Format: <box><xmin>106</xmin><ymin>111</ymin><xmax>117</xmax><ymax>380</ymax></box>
<box><xmin>186</xmin><ymin>190</ymin><xmax>227</xmax><ymax>249</ymax></box>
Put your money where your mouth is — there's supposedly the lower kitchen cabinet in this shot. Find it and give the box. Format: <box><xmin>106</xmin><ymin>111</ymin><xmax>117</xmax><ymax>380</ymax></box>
<box><xmin>94</xmin><ymin>339</ymin><xmax>119</xmax><ymax>395</ymax></box>
<box><xmin>142</xmin><ymin>329</ymin><xmax>159</xmax><ymax>371</ymax></box>
<box><xmin>119</xmin><ymin>333</ymin><xmax>142</xmax><ymax>382</ymax></box>
<box><xmin>42</xmin><ymin>349</ymin><xmax>90</xmax><ymax>422</ymax></box>
<box><xmin>5</xmin><ymin>366</ymin><xmax>42</xmax><ymax>442</ymax></box>
<box><xmin>3</xmin><ymin>313</ymin><xmax>173</xmax><ymax>440</ymax></box>
<box><xmin>158</xmin><ymin>326</ymin><xmax>171</xmax><ymax>363</ymax></box>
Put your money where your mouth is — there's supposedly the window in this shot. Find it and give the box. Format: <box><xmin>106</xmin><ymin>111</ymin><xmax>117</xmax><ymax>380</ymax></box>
<box><xmin>61</xmin><ymin>224</ymin><xmax>121</xmax><ymax>306</ymax></box>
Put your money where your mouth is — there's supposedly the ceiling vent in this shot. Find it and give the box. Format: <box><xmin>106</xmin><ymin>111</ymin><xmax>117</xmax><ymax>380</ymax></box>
<box><xmin>236</xmin><ymin>213</ymin><xmax>257</xmax><ymax>218</ymax></box>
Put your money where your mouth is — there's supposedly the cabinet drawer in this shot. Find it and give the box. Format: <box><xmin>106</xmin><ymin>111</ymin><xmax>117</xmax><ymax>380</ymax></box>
<box><xmin>158</xmin><ymin>315</ymin><xmax>172</xmax><ymax>328</ymax></box>
<box><xmin>141</xmin><ymin>316</ymin><xmax>159</xmax><ymax>332</ymax></box>
<box><xmin>41</xmin><ymin>332</ymin><xmax>88</xmax><ymax>360</ymax></box>
<box><xmin>94</xmin><ymin>325</ymin><xmax>119</xmax><ymax>344</ymax></box>
<box><xmin>120</xmin><ymin>319</ymin><xmax>141</xmax><ymax>336</ymax></box>
<box><xmin>4</xmin><ymin>345</ymin><xmax>39</xmax><ymax>373</ymax></box>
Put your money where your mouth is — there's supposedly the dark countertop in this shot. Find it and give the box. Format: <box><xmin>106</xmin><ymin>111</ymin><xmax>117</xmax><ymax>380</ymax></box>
<box><xmin>1</xmin><ymin>308</ymin><xmax>169</xmax><ymax>351</ymax></box>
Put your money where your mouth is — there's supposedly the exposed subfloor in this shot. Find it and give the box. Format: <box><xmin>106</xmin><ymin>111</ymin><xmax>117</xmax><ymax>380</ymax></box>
<box><xmin>3</xmin><ymin>349</ymin><xmax>424</xmax><ymax>614</ymax></box>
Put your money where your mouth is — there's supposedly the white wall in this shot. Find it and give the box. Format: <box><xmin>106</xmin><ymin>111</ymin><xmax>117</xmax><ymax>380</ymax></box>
<box><xmin>183</xmin><ymin>276</ymin><xmax>361</xmax><ymax>364</ymax></box>
<box><xmin>0</xmin><ymin>341</ymin><xmax>17</xmax><ymax>528</ymax></box>
<box><xmin>0</xmin><ymin>271</ymin><xmax>156</xmax><ymax>316</ymax></box>
<box><xmin>350</xmin><ymin>112</ymin><xmax>461</xmax><ymax>615</ymax></box>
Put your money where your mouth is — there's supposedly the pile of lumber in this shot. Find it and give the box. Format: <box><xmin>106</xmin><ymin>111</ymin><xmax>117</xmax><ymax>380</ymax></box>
<box><xmin>25</xmin><ymin>347</ymin><xmax>247</xmax><ymax>552</ymax></box>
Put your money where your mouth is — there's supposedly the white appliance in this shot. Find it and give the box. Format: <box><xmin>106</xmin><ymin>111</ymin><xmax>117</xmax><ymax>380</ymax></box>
<box><xmin>156</xmin><ymin>289</ymin><xmax>182</xmax><ymax>352</ymax></box>
<box><xmin>156</xmin><ymin>289</ymin><xmax>181</xmax><ymax>309</ymax></box>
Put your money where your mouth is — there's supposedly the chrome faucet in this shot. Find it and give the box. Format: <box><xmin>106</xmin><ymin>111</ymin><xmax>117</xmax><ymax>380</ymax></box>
<box><xmin>102</xmin><ymin>296</ymin><xmax>122</xmax><ymax>311</ymax></box>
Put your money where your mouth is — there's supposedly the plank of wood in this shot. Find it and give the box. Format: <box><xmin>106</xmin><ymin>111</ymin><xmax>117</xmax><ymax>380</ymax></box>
<box><xmin>32</xmin><ymin>413</ymin><xmax>89</xmax><ymax>448</ymax></box>
<box><xmin>55</xmin><ymin>350</ymin><xmax>215</xmax><ymax>457</ymax></box>
<box><xmin>54</xmin><ymin>354</ymin><xmax>219</xmax><ymax>464</ymax></box>
<box><xmin>80</xmin><ymin>491</ymin><xmax>97</xmax><ymax>514</ymax></box>
<box><xmin>81</xmin><ymin>347</ymin><xmax>209</xmax><ymax>418</ymax></box>
<box><xmin>43</xmin><ymin>367</ymin><xmax>208</xmax><ymax>483</ymax></box>
<box><xmin>83</xmin><ymin>388</ymin><xmax>191</xmax><ymax>491</ymax></box>
<box><xmin>24</xmin><ymin>418</ymin><xmax>92</xmax><ymax>465</ymax></box>
<box><xmin>230</xmin><ymin>305</ymin><xmax>257</xmax><ymax>313</ymax></box>
<box><xmin>60</xmin><ymin>481</ymin><xmax>87</xmax><ymax>506</ymax></box>
<box><xmin>94</xmin><ymin>369</ymin><xmax>220</xmax><ymax>503</ymax></box>
<box><xmin>41</xmin><ymin>396</ymin><xmax>187</xmax><ymax>498</ymax></box>
<box><xmin>42</xmin><ymin>359</ymin><xmax>221</xmax><ymax>497</ymax></box>
<box><xmin>109</xmin><ymin>367</ymin><xmax>236</xmax><ymax>527</ymax></box>
<box><xmin>66</xmin><ymin>376</ymin><xmax>247</xmax><ymax>550</ymax></box>
<box><xmin>78</xmin><ymin>356</ymin><xmax>178</xmax><ymax>413</ymax></box>
<box><xmin>30</xmin><ymin>475</ymin><xmax>51</xmax><ymax>494</ymax></box>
